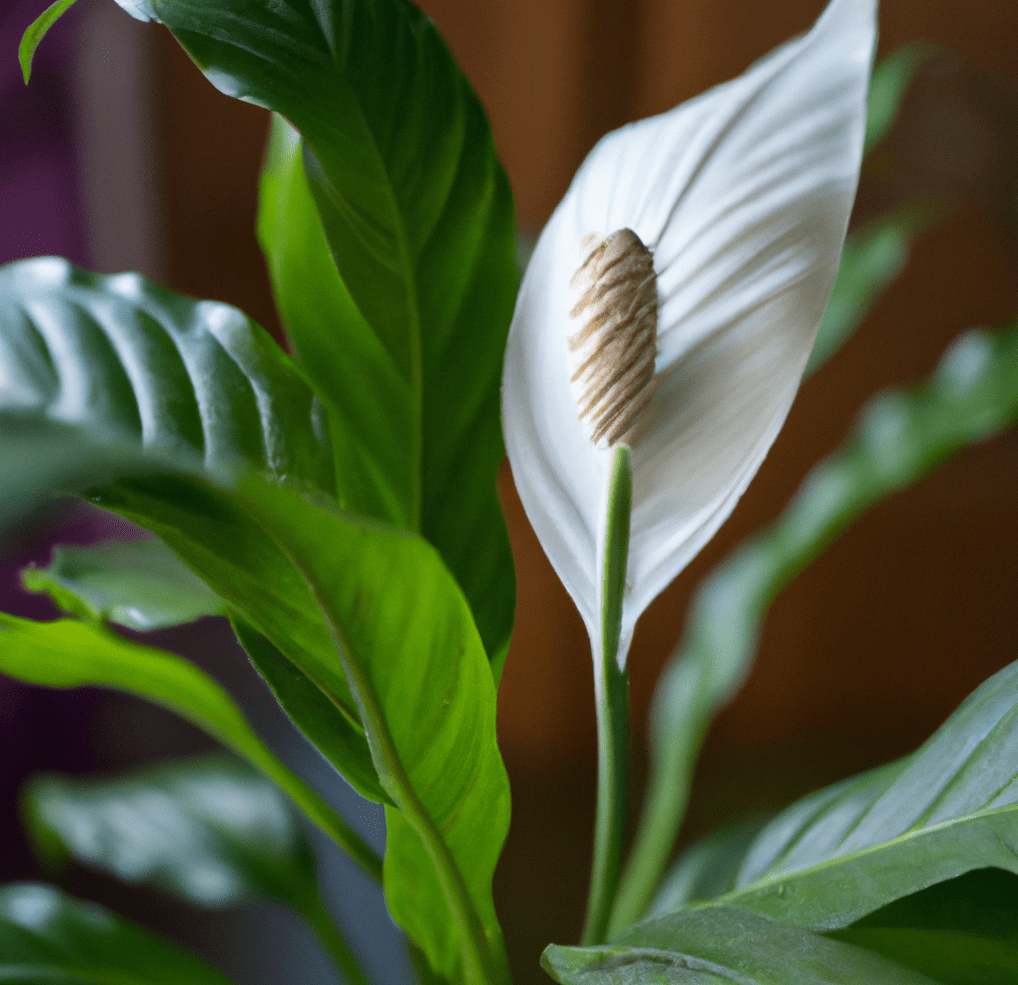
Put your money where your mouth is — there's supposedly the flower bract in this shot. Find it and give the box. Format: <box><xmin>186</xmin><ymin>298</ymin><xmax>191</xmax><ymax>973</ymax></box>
<box><xmin>502</xmin><ymin>0</ymin><xmax>878</xmax><ymax>668</ymax></box>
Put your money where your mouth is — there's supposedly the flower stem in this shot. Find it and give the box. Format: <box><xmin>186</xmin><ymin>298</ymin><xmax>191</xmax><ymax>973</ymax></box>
<box><xmin>581</xmin><ymin>445</ymin><xmax>632</xmax><ymax>946</ymax></box>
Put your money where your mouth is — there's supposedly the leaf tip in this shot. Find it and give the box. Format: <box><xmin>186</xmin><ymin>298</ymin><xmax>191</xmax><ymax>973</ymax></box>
<box><xmin>19</xmin><ymin>0</ymin><xmax>80</xmax><ymax>86</ymax></box>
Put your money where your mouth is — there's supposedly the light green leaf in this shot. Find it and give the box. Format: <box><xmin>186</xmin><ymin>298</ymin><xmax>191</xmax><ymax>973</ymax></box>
<box><xmin>14</xmin><ymin>534</ymin><xmax>385</xmax><ymax>803</ymax></box>
<box><xmin>238</xmin><ymin>0</ymin><xmax>517</xmax><ymax>670</ymax></box>
<box><xmin>0</xmin><ymin>883</ymin><xmax>234</xmax><ymax>985</ymax></box>
<box><xmin>830</xmin><ymin>869</ymin><xmax>1018</xmax><ymax>985</ymax></box>
<box><xmin>230</xmin><ymin>477</ymin><xmax>511</xmax><ymax>985</ymax></box>
<box><xmin>709</xmin><ymin>655</ymin><xmax>1018</xmax><ymax>930</ymax></box>
<box><xmin>543</xmin><ymin>907</ymin><xmax>943</xmax><ymax>984</ymax></box>
<box><xmin>18</xmin><ymin>0</ymin><xmax>79</xmax><ymax>84</ymax></box>
<box><xmin>0</xmin><ymin>614</ymin><xmax>381</xmax><ymax>883</ymax></box>
<box><xmin>23</xmin><ymin>755</ymin><xmax>318</xmax><ymax>913</ymax></box>
<box><xmin>22</xmin><ymin>538</ymin><xmax>225</xmax><ymax>629</ymax></box>
<box><xmin>612</xmin><ymin>320</ymin><xmax>1018</xmax><ymax>934</ymax></box>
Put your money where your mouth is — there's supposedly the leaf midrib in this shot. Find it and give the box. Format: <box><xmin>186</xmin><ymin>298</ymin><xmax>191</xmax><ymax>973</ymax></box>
<box><xmin>310</xmin><ymin>5</ymin><xmax>425</xmax><ymax>533</ymax></box>
<box><xmin>710</xmin><ymin>801</ymin><xmax>1018</xmax><ymax>914</ymax></box>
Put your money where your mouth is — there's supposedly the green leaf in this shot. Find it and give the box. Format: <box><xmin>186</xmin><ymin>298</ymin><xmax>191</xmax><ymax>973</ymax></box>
<box><xmin>236</xmin><ymin>0</ymin><xmax>518</xmax><ymax>669</ymax></box>
<box><xmin>18</xmin><ymin>0</ymin><xmax>79</xmax><ymax>84</ymax></box>
<box><xmin>22</xmin><ymin>538</ymin><xmax>225</xmax><ymax>629</ymax></box>
<box><xmin>645</xmin><ymin>816</ymin><xmax>771</xmax><ymax>918</ymax></box>
<box><xmin>228</xmin><ymin>478</ymin><xmax>511</xmax><ymax>985</ymax></box>
<box><xmin>231</xmin><ymin>619</ymin><xmax>388</xmax><ymax>805</ymax></box>
<box><xmin>805</xmin><ymin>216</ymin><xmax>915</xmax><ymax>378</ymax></box>
<box><xmin>709</xmin><ymin>655</ymin><xmax>1018</xmax><ymax>930</ymax></box>
<box><xmin>830</xmin><ymin>869</ymin><xmax>1018</xmax><ymax>985</ymax></box>
<box><xmin>0</xmin><ymin>882</ymin><xmax>234</xmax><ymax>984</ymax></box>
<box><xmin>23</xmin><ymin>755</ymin><xmax>318</xmax><ymax>913</ymax></box>
<box><xmin>543</xmin><ymin>907</ymin><xmax>943</xmax><ymax>984</ymax></box>
<box><xmin>15</xmin><ymin>536</ymin><xmax>385</xmax><ymax>803</ymax></box>
<box><xmin>611</xmin><ymin>320</ymin><xmax>1018</xmax><ymax>934</ymax></box>
<box><xmin>864</xmin><ymin>43</ymin><xmax>942</xmax><ymax>154</ymax></box>
<box><xmin>0</xmin><ymin>614</ymin><xmax>381</xmax><ymax>883</ymax></box>
<box><xmin>0</xmin><ymin>256</ymin><xmax>379</xmax><ymax>804</ymax></box>
<box><xmin>0</xmin><ymin>256</ymin><xmax>333</xmax><ymax>493</ymax></box>
<box><xmin>806</xmin><ymin>43</ymin><xmax>948</xmax><ymax>379</ymax></box>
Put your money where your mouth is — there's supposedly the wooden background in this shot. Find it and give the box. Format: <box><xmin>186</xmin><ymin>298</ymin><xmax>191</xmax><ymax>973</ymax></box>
<box><xmin>4</xmin><ymin>0</ymin><xmax>1017</xmax><ymax>980</ymax></box>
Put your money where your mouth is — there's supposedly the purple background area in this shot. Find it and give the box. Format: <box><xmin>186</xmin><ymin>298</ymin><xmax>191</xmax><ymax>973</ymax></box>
<box><xmin>1</xmin><ymin>1</ymin><xmax>86</xmax><ymax>267</ymax></box>
<box><xmin>1</xmin><ymin>0</ymin><xmax>101</xmax><ymax>882</ymax></box>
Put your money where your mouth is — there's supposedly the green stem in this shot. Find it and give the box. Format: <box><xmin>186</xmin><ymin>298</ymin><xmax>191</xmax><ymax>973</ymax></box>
<box><xmin>607</xmin><ymin>658</ymin><xmax>701</xmax><ymax>936</ymax></box>
<box><xmin>581</xmin><ymin>446</ymin><xmax>633</xmax><ymax>947</ymax></box>
<box><xmin>305</xmin><ymin>893</ymin><xmax>374</xmax><ymax>985</ymax></box>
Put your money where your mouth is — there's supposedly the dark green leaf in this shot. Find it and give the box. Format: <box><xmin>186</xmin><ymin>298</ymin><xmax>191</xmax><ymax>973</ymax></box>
<box><xmin>228</xmin><ymin>0</ymin><xmax>517</xmax><ymax>668</ymax></box>
<box><xmin>0</xmin><ymin>613</ymin><xmax>381</xmax><ymax>883</ymax></box>
<box><xmin>23</xmin><ymin>755</ymin><xmax>318</xmax><ymax>913</ymax></box>
<box><xmin>0</xmin><ymin>414</ymin><xmax>182</xmax><ymax>535</ymax></box>
<box><xmin>830</xmin><ymin>869</ymin><xmax>1018</xmax><ymax>985</ymax></box>
<box><xmin>0</xmin><ymin>882</ymin><xmax>234</xmax><ymax>984</ymax></box>
<box><xmin>0</xmin><ymin>256</ymin><xmax>332</xmax><ymax>493</ymax></box>
<box><xmin>18</xmin><ymin>0</ymin><xmax>79</xmax><ymax>84</ymax></box>
<box><xmin>22</xmin><ymin>538</ymin><xmax>225</xmax><ymax>629</ymax></box>
<box><xmin>543</xmin><ymin>907</ymin><xmax>943</xmax><ymax>984</ymax></box>
<box><xmin>710</xmin><ymin>655</ymin><xmax>1018</xmax><ymax>930</ymax></box>
<box><xmin>612</xmin><ymin>321</ymin><xmax>1018</xmax><ymax>934</ymax></box>
<box><xmin>229</xmin><ymin>477</ymin><xmax>510</xmax><ymax>984</ymax></box>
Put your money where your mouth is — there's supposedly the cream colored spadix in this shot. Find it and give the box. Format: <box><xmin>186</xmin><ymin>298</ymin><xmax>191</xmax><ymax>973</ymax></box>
<box><xmin>502</xmin><ymin>0</ymin><xmax>877</xmax><ymax>669</ymax></box>
<box><xmin>568</xmin><ymin>229</ymin><xmax>658</xmax><ymax>447</ymax></box>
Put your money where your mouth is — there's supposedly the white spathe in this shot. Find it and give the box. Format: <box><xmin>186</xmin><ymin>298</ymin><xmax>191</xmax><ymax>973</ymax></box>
<box><xmin>502</xmin><ymin>0</ymin><xmax>877</xmax><ymax>668</ymax></box>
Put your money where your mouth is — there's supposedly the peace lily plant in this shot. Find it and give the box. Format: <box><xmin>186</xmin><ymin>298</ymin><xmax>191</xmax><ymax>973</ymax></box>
<box><xmin>1</xmin><ymin>0</ymin><xmax>1017</xmax><ymax>983</ymax></box>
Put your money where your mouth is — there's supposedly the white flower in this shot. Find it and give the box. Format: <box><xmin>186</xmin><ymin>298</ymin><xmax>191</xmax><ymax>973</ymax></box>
<box><xmin>502</xmin><ymin>0</ymin><xmax>877</xmax><ymax>669</ymax></box>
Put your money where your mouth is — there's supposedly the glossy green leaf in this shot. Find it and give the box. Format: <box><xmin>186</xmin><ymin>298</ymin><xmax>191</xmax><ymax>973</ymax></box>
<box><xmin>0</xmin><ymin>614</ymin><xmax>381</xmax><ymax>883</ymax></box>
<box><xmin>238</xmin><ymin>0</ymin><xmax>517</xmax><ymax>670</ymax></box>
<box><xmin>229</xmin><ymin>477</ymin><xmax>511</xmax><ymax>985</ymax></box>
<box><xmin>18</xmin><ymin>0</ymin><xmax>79</xmax><ymax>84</ymax></box>
<box><xmin>0</xmin><ymin>882</ymin><xmax>234</xmax><ymax>984</ymax></box>
<box><xmin>22</xmin><ymin>538</ymin><xmax>225</xmax><ymax>629</ymax></box>
<box><xmin>830</xmin><ymin>869</ymin><xmax>1018</xmax><ymax>985</ymax></box>
<box><xmin>0</xmin><ymin>256</ymin><xmax>379</xmax><ymax>804</ymax></box>
<box><xmin>543</xmin><ymin>907</ymin><xmax>943</xmax><ymax>984</ymax></box>
<box><xmin>708</xmin><ymin>654</ymin><xmax>1018</xmax><ymax>929</ymax></box>
<box><xmin>612</xmin><ymin>320</ymin><xmax>1018</xmax><ymax>934</ymax></box>
<box><xmin>23</xmin><ymin>755</ymin><xmax>318</xmax><ymax>912</ymax></box>
<box><xmin>0</xmin><ymin>256</ymin><xmax>332</xmax><ymax>493</ymax></box>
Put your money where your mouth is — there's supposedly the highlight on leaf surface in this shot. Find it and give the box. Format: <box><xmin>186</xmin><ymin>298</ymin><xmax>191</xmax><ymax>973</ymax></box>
<box><xmin>502</xmin><ymin>0</ymin><xmax>878</xmax><ymax>670</ymax></box>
